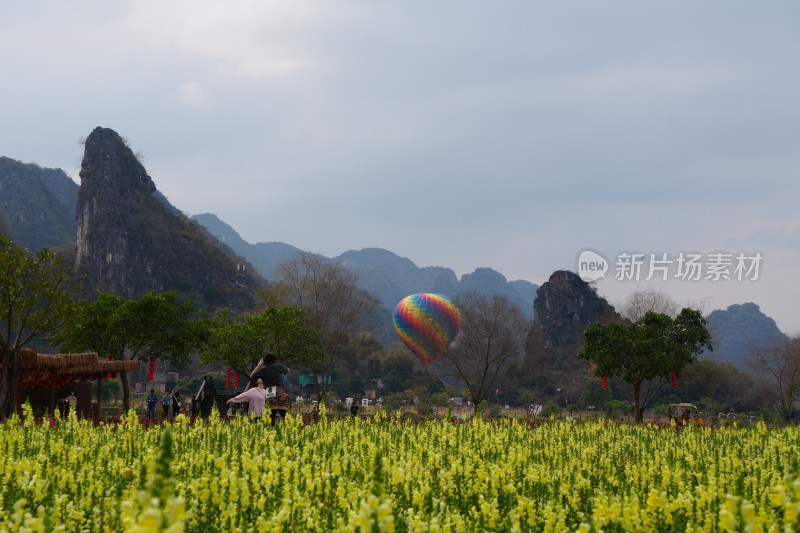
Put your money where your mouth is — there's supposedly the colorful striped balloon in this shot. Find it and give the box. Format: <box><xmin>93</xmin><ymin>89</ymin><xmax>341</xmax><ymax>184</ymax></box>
<box><xmin>393</xmin><ymin>293</ymin><xmax>461</xmax><ymax>367</ymax></box>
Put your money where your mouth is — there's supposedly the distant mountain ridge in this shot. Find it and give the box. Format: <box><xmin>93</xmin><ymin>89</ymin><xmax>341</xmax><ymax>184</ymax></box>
<box><xmin>706</xmin><ymin>302</ymin><xmax>785</xmax><ymax>369</ymax></box>
<box><xmin>192</xmin><ymin>213</ymin><xmax>539</xmax><ymax>316</ymax></box>
<box><xmin>1</xmin><ymin>140</ymin><xmax>789</xmax><ymax>371</ymax></box>
<box><xmin>0</xmin><ymin>157</ymin><xmax>78</xmax><ymax>251</ymax></box>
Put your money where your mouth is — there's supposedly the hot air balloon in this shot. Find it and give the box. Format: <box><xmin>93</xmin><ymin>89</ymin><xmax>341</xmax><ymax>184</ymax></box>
<box><xmin>393</xmin><ymin>293</ymin><xmax>460</xmax><ymax>367</ymax></box>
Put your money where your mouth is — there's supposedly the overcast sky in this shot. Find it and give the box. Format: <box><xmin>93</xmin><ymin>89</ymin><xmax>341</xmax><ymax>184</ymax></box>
<box><xmin>2</xmin><ymin>1</ymin><xmax>799</xmax><ymax>332</ymax></box>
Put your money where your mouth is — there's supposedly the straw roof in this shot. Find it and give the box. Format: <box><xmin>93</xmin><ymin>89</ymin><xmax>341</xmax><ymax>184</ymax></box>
<box><xmin>16</xmin><ymin>349</ymin><xmax>142</xmax><ymax>376</ymax></box>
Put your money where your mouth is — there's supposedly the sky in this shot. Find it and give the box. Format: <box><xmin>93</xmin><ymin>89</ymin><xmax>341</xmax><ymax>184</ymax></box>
<box><xmin>2</xmin><ymin>1</ymin><xmax>799</xmax><ymax>333</ymax></box>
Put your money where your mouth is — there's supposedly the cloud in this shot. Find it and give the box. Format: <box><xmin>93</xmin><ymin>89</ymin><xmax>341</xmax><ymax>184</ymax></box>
<box><xmin>176</xmin><ymin>81</ymin><xmax>212</xmax><ymax>107</ymax></box>
<box><xmin>1</xmin><ymin>1</ymin><xmax>799</xmax><ymax>331</ymax></box>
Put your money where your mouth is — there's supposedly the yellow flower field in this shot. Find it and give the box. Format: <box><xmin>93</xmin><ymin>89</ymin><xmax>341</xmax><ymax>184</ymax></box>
<box><xmin>1</xmin><ymin>405</ymin><xmax>799</xmax><ymax>532</ymax></box>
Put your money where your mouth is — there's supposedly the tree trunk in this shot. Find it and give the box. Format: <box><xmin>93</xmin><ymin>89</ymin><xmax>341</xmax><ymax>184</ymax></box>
<box><xmin>0</xmin><ymin>348</ymin><xmax>18</xmax><ymax>420</ymax></box>
<box><xmin>120</xmin><ymin>371</ymin><xmax>131</xmax><ymax>412</ymax></box>
<box><xmin>96</xmin><ymin>375</ymin><xmax>102</xmax><ymax>421</ymax></box>
<box><xmin>634</xmin><ymin>381</ymin><xmax>643</xmax><ymax>423</ymax></box>
<box><xmin>783</xmin><ymin>398</ymin><xmax>793</xmax><ymax>425</ymax></box>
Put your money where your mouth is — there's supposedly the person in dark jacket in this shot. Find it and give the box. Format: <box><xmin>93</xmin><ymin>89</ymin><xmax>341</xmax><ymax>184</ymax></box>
<box><xmin>250</xmin><ymin>353</ymin><xmax>291</xmax><ymax>424</ymax></box>
<box><xmin>171</xmin><ymin>391</ymin><xmax>181</xmax><ymax>418</ymax></box>
<box><xmin>146</xmin><ymin>389</ymin><xmax>158</xmax><ymax>419</ymax></box>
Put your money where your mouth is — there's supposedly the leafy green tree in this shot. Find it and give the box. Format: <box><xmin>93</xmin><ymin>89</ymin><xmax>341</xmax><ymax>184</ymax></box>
<box><xmin>0</xmin><ymin>237</ymin><xmax>80</xmax><ymax>418</ymax></box>
<box><xmin>380</xmin><ymin>347</ymin><xmax>420</xmax><ymax>395</ymax></box>
<box><xmin>200</xmin><ymin>306</ymin><xmax>322</xmax><ymax>384</ymax></box>
<box><xmin>58</xmin><ymin>291</ymin><xmax>202</xmax><ymax>411</ymax></box>
<box><xmin>680</xmin><ymin>360</ymin><xmax>756</xmax><ymax>412</ymax></box>
<box><xmin>579</xmin><ymin>308</ymin><xmax>712</xmax><ymax>423</ymax></box>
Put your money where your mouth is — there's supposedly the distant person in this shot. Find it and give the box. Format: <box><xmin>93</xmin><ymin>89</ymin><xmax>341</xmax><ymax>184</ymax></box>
<box><xmin>250</xmin><ymin>353</ymin><xmax>291</xmax><ymax>425</ymax></box>
<box><xmin>171</xmin><ymin>391</ymin><xmax>181</xmax><ymax>418</ymax></box>
<box><xmin>146</xmin><ymin>389</ymin><xmax>158</xmax><ymax>419</ymax></box>
<box><xmin>350</xmin><ymin>398</ymin><xmax>359</xmax><ymax>418</ymax></box>
<box><xmin>66</xmin><ymin>391</ymin><xmax>77</xmax><ymax>414</ymax></box>
<box><xmin>162</xmin><ymin>390</ymin><xmax>171</xmax><ymax>418</ymax></box>
<box><xmin>189</xmin><ymin>394</ymin><xmax>199</xmax><ymax>418</ymax></box>
<box><xmin>226</xmin><ymin>378</ymin><xmax>268</xmax><ymax>419</ymax></box>
<box><xmin>682</xmin><ymin>409</ymin><xmax>691</xmax><ymax>425</ymax></box>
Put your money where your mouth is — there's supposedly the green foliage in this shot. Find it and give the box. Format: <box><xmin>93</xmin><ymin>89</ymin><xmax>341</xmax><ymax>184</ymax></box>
<box><xmin>200</xmin><ymin>306</ymin><xmax>323</xmax><ymax>376</ymax></box>
<box><xmin>680</xmin><ymin>360</ymin><xmax>756</xmax><ymax>411</ymax></box>
<box><xmin>56</xmin><ymin>290</ymin><xmax>202</xmax><ymax>411</ymax></box>
<box><xmin>604</xmin><ymin>400</ymin><xmax>633</xmax><ymax>417</ymax></box>
<box><xmin>321</xmin><ymin>391</ymin><xmax>345</xmax><ymax>413</ymax></box>
<box><xmin>0</xmin><ymin>236</ymin><xmax>81</xmax><ymax>417</ymax></box>
<box><xmin>429</xmin><ymin>392</ymin><xmax>451</xmax><ymax>407</ymax></box>
<box><xmin>415</xmin><ymin>401</ymin><xmax>434</xmax><ymax>416</ymax></box>
<box><xmin>59</xmin><ymin>291</ymin><xmax>201</xmax><ymax>366</ymax></box>
<box><xmin>101</xmin><ymin>379</ymin><xmax>123</xmax><ymax>404</ymax></box>
<box><xmin>541</xmin><ymin>402</ymin><xmax>561</xmax><ymax>417</ymax></box>
<box><xmin>486</xmin><ymin>403</ymin><xmax>502</xmax><ymax>419</ymax></box>
<box><xmin>579</xmin><ymin>308</ymin><xmax>712</xmax><ymax>422</ymax></box>
<box><xmin>381</xmin><ymin>392</ymin><xmax>410</xmax><ymax>410</ymax></box>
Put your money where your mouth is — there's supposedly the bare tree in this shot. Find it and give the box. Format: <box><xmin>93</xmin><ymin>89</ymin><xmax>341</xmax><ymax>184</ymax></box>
<box><xmin>618</xmin><ymin>287</ymin><xmax>679</xmax><ymax>321</ymax></box>
<box><xmin>748</xmin><ymin>335</ymin><xmax>800</xmax><ymax>424</ymax></box>
<box><xmin>435</xmin><ymin>292</ymin><xmax>531</xmax><ymax>414</ymax></box>
<box><xmin>269</xmin><ymin>254</ymin><xmax>379</xmax><ymax>401</ymax></box>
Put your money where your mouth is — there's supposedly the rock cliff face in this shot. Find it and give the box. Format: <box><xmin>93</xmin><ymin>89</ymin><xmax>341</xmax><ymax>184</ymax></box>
<box><xmin>530</xmin><ymin>271</ymin><xmax>622</xmax><ymax>349</ymax></box>
<box><xmin>522</xmin><ymin>271</ymin><xmax>623</xmax><ymax>396</ymax></box>
<box><xmin>75</xmin><ymin>127</ymin><xmax>260</xmax><ymax>309</ymax></box>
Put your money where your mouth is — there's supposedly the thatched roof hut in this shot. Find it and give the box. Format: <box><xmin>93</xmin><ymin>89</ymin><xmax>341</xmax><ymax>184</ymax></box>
<box><xmin>15</xmin><ymin>348</ymin><xmax>141</xmax><ymax>387</ymax></box>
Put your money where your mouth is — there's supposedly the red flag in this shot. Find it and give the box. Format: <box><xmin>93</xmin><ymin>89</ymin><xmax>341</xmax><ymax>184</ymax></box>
<box><xmin>148</xmin><ymin>357</ymin><xmax>155</xmax><ymax>381</ymax></box>
<box><xmin>602</xmin><ymin>376</ymin><xmax>608</xmax><ymax>390</ymax></box>
<box><xmin>671</xmin><ymin>370</ymin><xmax>677</xmax><ymax>390</ymax></box>
<box><xmin>226</xmin><ymin>367</ymin><xmax>231</xmax><ymax>388</ymax></box>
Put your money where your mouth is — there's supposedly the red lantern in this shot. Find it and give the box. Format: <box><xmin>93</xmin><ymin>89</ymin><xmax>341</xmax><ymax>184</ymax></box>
<box><xmin>226</xmin><ymin>367</ymin><xmax>231</xmax><ymax>388</ymax></box>
<box><xmin>671</xmin><ymin>370</ymin><xmax>677</xmax><ymax>391</ymax></box>
<box><xmin>148</xmin><ymin>357</ymin><xmax>155</xmax><ymax>381</ymax></box>
<box><xmin>234</xmin><ymin>372</ymin><xmax>239</xmax><ymax>388</ymax></box>
<box><xmin>602</xmin><ymin>376</ymin><xmax>608</xmax><ymax>390</ymax></box>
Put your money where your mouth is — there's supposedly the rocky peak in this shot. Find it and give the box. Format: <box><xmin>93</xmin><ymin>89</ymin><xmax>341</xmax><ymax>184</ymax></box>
<box><xmin>79</xmin><ymin>127</ymin><xmax>155</xmax><ymax>199</ymax></box>
<box><xmin>523</xmin><ymin>270</ymin><xmax>623</xmax><ymax>394</ymax></box>
<box><xmin>532</xmin><ymin>270</ymin><xmax>622</xmax><ymax>347</ymax></box>
<box><xmin>75</xmin><ymin>127</ymin><xmax>260</xmax><ymax>309</ymax></box>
